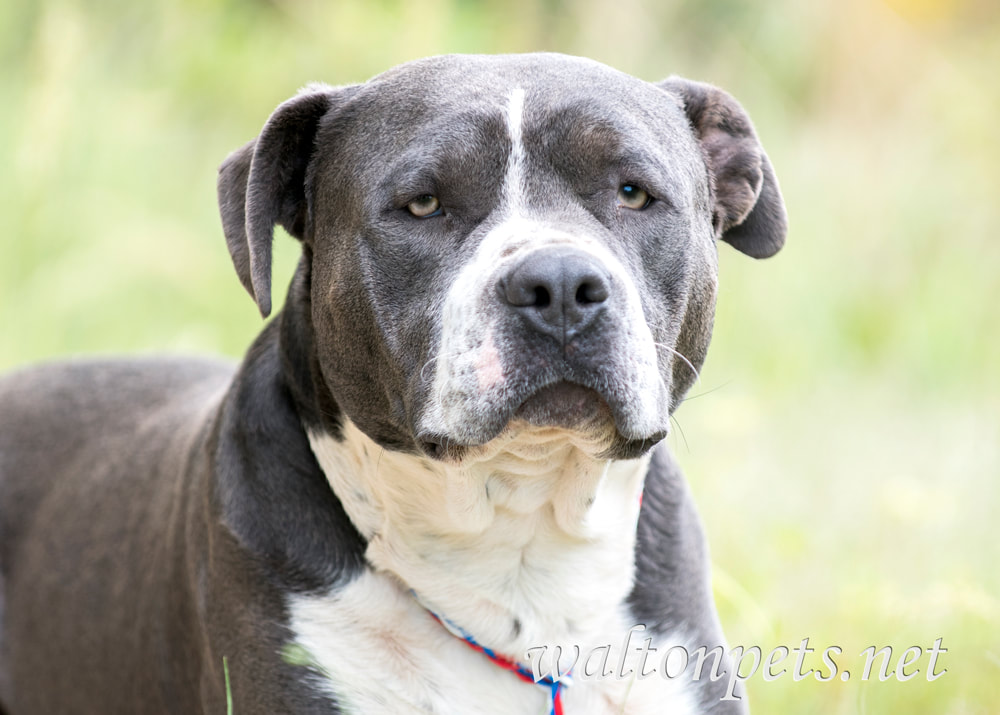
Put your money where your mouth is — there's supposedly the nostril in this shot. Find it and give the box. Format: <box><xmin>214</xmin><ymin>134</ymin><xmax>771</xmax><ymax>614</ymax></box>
<box><xmin>500</xmin><ymin>248</ymin><xmax>610</xmax><ymax>332</ymax></box>
<box><xmin>575</xmin><ymin>279</ymin><xmax>609</xmax><ymax>305</ymax></box>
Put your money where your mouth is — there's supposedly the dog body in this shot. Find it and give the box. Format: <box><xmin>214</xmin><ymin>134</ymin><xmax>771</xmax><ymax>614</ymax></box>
<box><xmin>0</xmin><ymin>54</ymin><xmax>785</xmax><ymax>713</ymax></box>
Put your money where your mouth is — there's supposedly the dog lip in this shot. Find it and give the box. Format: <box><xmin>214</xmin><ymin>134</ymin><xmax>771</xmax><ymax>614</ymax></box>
<box><xmin>511</xmin><ymin>380</ymin><xmax>612</xmax><ymax>430</ymax></box>
<box><xmin>416</xmin><ymin>379</ymin><xmax>669</xmax><ymax>461</ymax></box>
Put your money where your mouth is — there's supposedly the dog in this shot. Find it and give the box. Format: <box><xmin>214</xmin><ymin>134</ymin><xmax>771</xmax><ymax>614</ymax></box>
<box><xmin>0</xmin><ymin>53</ymin><xmax>785</xmax><ymax>714</ymax></box>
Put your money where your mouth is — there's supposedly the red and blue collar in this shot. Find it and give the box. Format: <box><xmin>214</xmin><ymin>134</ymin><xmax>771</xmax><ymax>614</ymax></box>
<box><xmin>416</xmin><ymin>595</ymin><xmax>572</xmax><ymax>715</ymax></box>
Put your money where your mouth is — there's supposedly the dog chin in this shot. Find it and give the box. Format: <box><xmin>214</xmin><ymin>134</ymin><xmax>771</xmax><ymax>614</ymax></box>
<box><xmin>418</xmin><ymin>380</ymin><xmax>668</xmax><ymax>462</ymax></box>
<box><xmin>516</xmin><ymin>382</ymin><xmax>670</xmax><ymax>460</ymax></box>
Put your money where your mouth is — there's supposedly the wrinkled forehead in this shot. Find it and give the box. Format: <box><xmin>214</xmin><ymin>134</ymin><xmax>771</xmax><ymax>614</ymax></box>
<box><xmin>335</xmin><ymin>53</ymin><xmax>701</xmax><ymax>182</ymax></box>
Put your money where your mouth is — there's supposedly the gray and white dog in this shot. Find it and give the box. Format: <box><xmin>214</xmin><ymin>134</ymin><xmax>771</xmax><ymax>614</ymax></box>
<box><xmin>0</xmin><ymin>53</ymin><xmax>785</xmax><ymax>714</ymax></box>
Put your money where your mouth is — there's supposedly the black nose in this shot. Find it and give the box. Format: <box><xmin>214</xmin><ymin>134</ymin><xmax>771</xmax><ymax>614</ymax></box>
<box><xmin>499</xmin><ymin>247</ymin><xmax>611</xmax><ymax>341</ymax></box>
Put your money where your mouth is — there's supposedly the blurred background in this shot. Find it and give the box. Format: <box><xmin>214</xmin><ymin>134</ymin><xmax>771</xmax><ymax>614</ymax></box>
<box><xmin>1</xmin><ymin>0</ymin><xmax>997</xmax><ymax>711</ymax></box>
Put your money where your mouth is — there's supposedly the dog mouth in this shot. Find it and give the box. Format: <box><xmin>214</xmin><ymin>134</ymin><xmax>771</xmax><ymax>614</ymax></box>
<box><xmin>418</xmin><ymin>379</ymin><xmax>667</xmax><ymax>461</ymax></box>
<box><xmin>512</xmin><ymin>381</ymin><xmax>613</xmax><ymax>432</ymax></box>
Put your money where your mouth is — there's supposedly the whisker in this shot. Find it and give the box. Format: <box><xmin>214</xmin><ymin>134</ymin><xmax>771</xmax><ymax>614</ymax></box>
<box><xmin>419</xmin><ymin>349</ymin><xmax>475</xmax><ymax>384</ymax></box>
<box><xmin>652</xmin><ymin>342</ymin><xmax>701</xmax><ymax>385</ymax></box>
<box><xmin>419</xmin><ymin>354</ymin><xmax>441</xmax><ymax>383</ymax></box>
<box><xmin>670</xmin><ymin>413</ymin><xmax>690</xmax><ymax>453</ymax></box>
<box><xmin>680</xmin><ymin>380</ymin><xmax>733</xmax><ymax>404</ymax></box>
<box><xmin>419</xmin><ymin>352</ymin><xmax>455</xmax><ymax>384</ymax></box>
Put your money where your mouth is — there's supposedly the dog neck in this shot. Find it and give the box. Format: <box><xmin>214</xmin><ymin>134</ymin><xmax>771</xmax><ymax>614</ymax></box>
<box><xmin>307</xmin><ymin>418</ymin><xmax>650</xmax><ymax>660</ymax></box>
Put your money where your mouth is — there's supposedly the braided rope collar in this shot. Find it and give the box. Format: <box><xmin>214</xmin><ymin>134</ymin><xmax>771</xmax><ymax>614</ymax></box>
<box><xmin>414</xmin><ymin>593</ymin><xmax>572</xmax><ymax>714</ymax></box>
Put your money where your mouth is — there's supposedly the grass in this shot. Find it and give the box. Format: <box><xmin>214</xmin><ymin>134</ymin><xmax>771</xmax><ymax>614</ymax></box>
<box><xmin>2</xmin><ymin>0</ymin><xmax>998</xmax><ymax>712</ymax></box>
<box><xmin>224</xmin><ymin>656</ymin><xmax>233</xmax><ymax>715</ymax></box>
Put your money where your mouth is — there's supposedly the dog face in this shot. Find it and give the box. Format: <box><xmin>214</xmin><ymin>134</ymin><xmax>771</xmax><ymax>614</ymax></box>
<box><xmin>218</xmin><ymin>53</ymin><xmax>786</xmax><ymax>462</ymax></box>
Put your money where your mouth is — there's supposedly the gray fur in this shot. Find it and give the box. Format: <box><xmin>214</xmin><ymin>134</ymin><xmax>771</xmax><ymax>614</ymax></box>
<box><xmin>0</xmin><ymin>53</ymin><xmax>784</xmax><ymax>713</ymax></box>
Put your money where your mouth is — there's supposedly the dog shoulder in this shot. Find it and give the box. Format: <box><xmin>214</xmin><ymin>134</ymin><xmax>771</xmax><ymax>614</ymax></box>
<box><xmin>211</xmin><ymin>322</ymin><xmax>367</xmax><ymax>592</ymax></box>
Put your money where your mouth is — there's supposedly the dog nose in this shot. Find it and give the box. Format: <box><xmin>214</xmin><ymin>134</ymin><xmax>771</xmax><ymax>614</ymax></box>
<box><xmin>500</xmin><ymin>247</ymin><xmax>610</xmax><ymax>340</ymax></box>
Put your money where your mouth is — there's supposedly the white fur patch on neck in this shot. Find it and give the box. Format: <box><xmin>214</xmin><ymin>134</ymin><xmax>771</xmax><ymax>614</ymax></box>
<box><xmin>294</xmin><ymin>421</ymin><xmax>701</xmax><ymax>713</ymax></box>
<box><xmin>287</xmin><ymin>568</ymin><xmax>700</xmax><ymax>714</ymax></box>
<box><xmin>307</xmin><ymin>419</ymin><xmax>648</xmax><ymax>656</ymax></box>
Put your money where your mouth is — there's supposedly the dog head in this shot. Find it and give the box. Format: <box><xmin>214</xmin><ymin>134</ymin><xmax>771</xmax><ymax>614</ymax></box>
<box><xmin>218</xmin><ymin>53</ymin><xmax>786</xmax><ymax>462</ymax></box>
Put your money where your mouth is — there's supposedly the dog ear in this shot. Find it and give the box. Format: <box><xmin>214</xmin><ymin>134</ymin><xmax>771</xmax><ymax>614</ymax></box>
<box><xmin>218</xmin><ymin>86</ymin><xmax>345</xmax><ymax>317</ymax></box>
<box><xmin>659</xmin><ymin>77</ymin><xmax>787</xmax><ymax>259</ymax></box>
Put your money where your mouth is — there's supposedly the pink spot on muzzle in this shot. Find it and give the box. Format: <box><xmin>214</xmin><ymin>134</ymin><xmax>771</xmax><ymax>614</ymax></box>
<box><xmin>474</xmin><ymin>331</ymin><xmax>506</xmax><ymax>391</ymax></box>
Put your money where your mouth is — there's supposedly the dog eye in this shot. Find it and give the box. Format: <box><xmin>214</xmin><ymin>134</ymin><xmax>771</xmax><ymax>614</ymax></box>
<box><xmin>617</xmin><ymin>184</ymin><xmax>652</xmax><ymax>210</ymax></box>
<box><xmin>407</xmin><ymin>195</ymin><xmax>442</xmax><ymax>218</ymax></box>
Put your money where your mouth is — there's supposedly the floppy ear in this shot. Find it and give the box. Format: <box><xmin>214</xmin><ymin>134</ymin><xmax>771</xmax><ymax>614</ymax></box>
<box><xmin>659</xmin><ymin>77</ymin><xmax>787</xmax><ymax>259</ymax></box>
<box><xmin>218</xmin><ymin>85</ymin><xmax>343</xmax><ymax>317</ymax></box>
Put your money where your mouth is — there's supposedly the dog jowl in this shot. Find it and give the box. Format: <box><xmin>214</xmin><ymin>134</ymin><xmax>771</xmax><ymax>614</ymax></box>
<box><xmin>0</xmin><ymin>53</ymin><xmax>785</xmax><ymax>714</ymax></box>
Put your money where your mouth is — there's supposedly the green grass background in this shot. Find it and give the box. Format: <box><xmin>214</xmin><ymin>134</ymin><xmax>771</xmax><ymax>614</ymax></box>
<box><xmin>1</xmin><ymin>0</ymin><xmax>997</xmax><ymax>711</ymax></box>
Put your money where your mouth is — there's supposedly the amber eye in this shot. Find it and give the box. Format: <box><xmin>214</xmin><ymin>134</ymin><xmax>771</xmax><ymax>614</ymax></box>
<box><xmin>407</xmin><ymin>195</ymin><xmax>441</xmax><ymax>218</ymax></box>
<box><xmin>617</xmin><ymin>184</ymin><xmax>651</xmax><ymax>210</ymax></box>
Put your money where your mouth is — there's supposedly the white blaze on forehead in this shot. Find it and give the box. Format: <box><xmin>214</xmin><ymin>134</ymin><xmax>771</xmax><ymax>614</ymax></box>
<box><xmin>506</xmin><ymin>86</ymin><xmax>526</xmax><ymax>143</ymax></box>
<box><xmin>503</xmin><ymin>87</ymin><xmax>527</xmax><ymax>206</ymax></box>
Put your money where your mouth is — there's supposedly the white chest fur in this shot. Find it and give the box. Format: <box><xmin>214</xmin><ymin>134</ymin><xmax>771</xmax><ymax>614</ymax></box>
<box><xmin>291</xmin><ymin>420</ymin><xmax>698</xmax><ymax>713</ymax></box>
